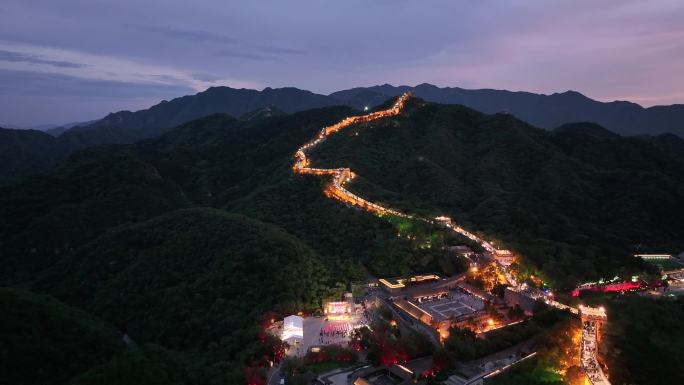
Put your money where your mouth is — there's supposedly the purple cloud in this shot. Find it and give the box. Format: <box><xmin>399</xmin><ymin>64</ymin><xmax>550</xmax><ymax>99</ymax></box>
<box><xmin>1</xmin><ymin>0</ymin><xmax>683</xmax><ymax>125</ymax></box>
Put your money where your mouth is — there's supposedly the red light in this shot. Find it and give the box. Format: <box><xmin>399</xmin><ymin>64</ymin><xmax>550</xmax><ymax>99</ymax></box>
<box><xmin>573</xmin><ymin>280</ymin><xmax>646</xmax><ymax>297</ymax></box>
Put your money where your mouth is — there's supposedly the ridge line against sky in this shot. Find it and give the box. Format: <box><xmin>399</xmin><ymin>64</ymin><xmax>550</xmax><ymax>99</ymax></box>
<box><xmin>1</xmin><ymin>0</ymin><xmax>684</xmax><ymax>126</ymax></box>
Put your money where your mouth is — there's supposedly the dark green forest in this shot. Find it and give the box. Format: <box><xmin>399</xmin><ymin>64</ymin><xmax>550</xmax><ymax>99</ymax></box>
<box><xmin>0</xmin><ymin>105</ymin><xmax>441</xmax><ymax>383</ymax></box>
<box><xmin>1</xmin><ymin>98</ymin><xmax>682</xmax><ymax>384</ymax></box>
<box><xmin>0</xmin><ymin>288</ymin><xmax>125</xmax><ymax>385</ymax></box>
<box><xmin>312</xmin><ymin>99</ymin><xmax>684</xmax><ymax>288</ymax></box>
<box><xmin>602</xmin><ymin>296</ymin><xmax>684</xmax><ymax>385</ymax></box>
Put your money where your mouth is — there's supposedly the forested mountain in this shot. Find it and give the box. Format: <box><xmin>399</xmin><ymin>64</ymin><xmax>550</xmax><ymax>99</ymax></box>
<box><xmin>35</xmin><ymin>208</ymin><xmax>328</xmax><ymax>384</ymax></box>
<box><xmin>1</xmin><ymin>97</ymin><xmax>683</xmax><ymax>383</ymax></box>
<box><xmin>41</xmin><ymin>120</ymin><xmax>99</xmax><ymax>137</ymax></box>
<box><xmin>59</xmin><ymin>86</ymin><xmax>336</xmax><ymax>146</ymax></box>
<box><xmin>0</xmin><ymin>88</ymin><xmax>336</xmax><ymax>184</ymax></box>
<box><xmin>311</xmin><ymin>98</ymin><xmax>684</xmax><ymax>286</ymax></box>
<box><xmin>0</xmin><ymin>127</ymin><xmax>74</xmax><ymax>185</ymax></box>
<box><xmin>3</xmin><ymin>84</ymin><xmax>683</xmax><ymax>186</ymax></box>
<box><xmin>239</xmin><ymin>105</ymin><xmax>286</xmax><ymax>121</ymax></box>
<box><xmin>330</xmin><ymin>83</ymin><xmax>684</xmax><ymax>137</ymax></box>
<box><xmin>602</xmin><ymin>297</ymin><xmax>684</xmax><ymax>385</ymax></box>
<box><xmin>0</xmin><ymin>288</ymin><xmax>126</xmax><ymax>385</ymax></box>
<box><xmin>56</xmin><ymin>83</ymin><xmax>684</xmax><ymax>144</ymax></box>
<box><xmin>0</xmin><ymin>105</ymin><xmax>423</xmax><ymax>383</ymax></box>
<box><xmin>3</xmin><ymin>97</ymin><xmax>683</xmax><ymax>288</ymax></box>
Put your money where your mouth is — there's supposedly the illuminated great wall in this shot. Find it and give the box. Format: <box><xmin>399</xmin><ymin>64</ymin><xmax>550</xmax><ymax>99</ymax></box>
<box><xmin>292</xmin><ymin>92</ymin><xmax>412</xmax><ymax>218</ymax></box>
<box><xmin>291</xmin><ymin>93</ymin><xmax>610</xmax><ymax>384</ymax></box>
<box><xmin>292</xmin><ymin>92</ymin><xmax>501</xmax><ymax>251</ymax></box>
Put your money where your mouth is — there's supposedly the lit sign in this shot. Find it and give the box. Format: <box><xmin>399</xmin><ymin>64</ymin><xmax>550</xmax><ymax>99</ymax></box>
<box><xmin>327</xmin><ymin>301</ymin><xmax>349</xmax><ymax>314</ymax></box>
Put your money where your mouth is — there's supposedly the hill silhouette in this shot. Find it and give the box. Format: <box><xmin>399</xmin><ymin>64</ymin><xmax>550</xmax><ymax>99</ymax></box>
<box><xmin>0</xmin><ymin>127</ymin><xmax>73</xmax><ymax>185</ymax></box>
<box><xmin>60</xmin><ymin>86</ymin><xmax>336</xmax><ymax>146</ymax></box>
<box><xmin>3</xmin><ymin>84</ymin><xmax>683</xmax><ymax>185</ymax></box>
<box><xmin>0</xmin><ymin>87</ymin><xmax>338</xmax><ymax>184</ymax></box>
<box><xmin>330</xmin><ymin>83</ymin><xmax>684</xmax><ymax>137</ymax></box>
<box><xmin>32</xmin><ymin>208</ymin><xmax>328</xmax><ymax>383</ymax></box>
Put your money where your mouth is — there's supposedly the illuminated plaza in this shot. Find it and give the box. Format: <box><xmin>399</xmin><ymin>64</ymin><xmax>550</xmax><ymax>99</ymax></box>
<box><xmin>280</xmin><ymin>293</ymin><xmax>370</xmax><ymax>357</ymax></box>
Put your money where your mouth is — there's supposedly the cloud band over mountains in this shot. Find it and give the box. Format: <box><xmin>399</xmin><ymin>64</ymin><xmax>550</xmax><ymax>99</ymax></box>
<box><xmin>1</xmin><ymin>0</ymin><xmax>683</xmax><ymax>126</ymax></box>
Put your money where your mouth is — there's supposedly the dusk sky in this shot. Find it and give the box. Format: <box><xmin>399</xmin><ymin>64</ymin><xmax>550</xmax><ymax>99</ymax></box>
<box><xmin>2</xmin><ymin>0</ymin><xmax>684</xmax><ymax>126</ymax></box>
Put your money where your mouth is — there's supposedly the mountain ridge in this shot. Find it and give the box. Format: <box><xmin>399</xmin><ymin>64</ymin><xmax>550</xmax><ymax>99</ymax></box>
<box><xmin>59</xmin><ymin>83</ymin><xmax>684</xmax><ymax>144</ymax></box>
<box><xmin>2</xmin><ymin>83</ymin><xmax>683</xmax><ymax>186</ymax></box>
<box><xmin>329</xmin><ymin>83</ymin><xmax>684</xmax><ymax>137</ymax></box>
<box><xmin>60</xmin><ymin>86</ymin><xmax>336</xmax><ymax>146</ymax></box>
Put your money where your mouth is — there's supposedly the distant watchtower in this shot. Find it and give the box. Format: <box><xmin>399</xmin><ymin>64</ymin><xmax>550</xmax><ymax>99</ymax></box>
<box><xmin>580</xmin><ymin>305</ymin><xmax>607</xmax><ymax>342</ymax></box>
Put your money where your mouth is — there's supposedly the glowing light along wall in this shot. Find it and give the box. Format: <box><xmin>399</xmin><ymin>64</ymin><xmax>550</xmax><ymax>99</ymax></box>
<box><xmin>292</xmin><ymin>92</ymin><xmax>413</xmax><ymax>217</ymax></box>
<box><xmin>291</xmin><ymin>93</ymin><xmax>512</xmax><ymax>266</ymax></box>
<box><xmin>291</xmin><ymin>93</ymin><xmax>612</xmax><ymax>383</ymax></box>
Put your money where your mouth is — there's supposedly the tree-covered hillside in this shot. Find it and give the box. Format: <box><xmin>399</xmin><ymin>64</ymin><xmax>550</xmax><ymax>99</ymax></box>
<box><xmin>7</xmin><ymin>84</ymin><xmax>684</xmax><ymax>186</ymax></box>
<box><xmin>1</xmin><ymin>97</ymin><xmax>682</xmax><ymax>383</ymax></box>
<box><xmin>0</xmin><ymin>104</ymin><xmax>443</xmax><ymax>383</ymax></box>
<box><xmin>311</xmin><ymin>99</ymin><xmax>684</xmax><ymax>287</ymax></box>
<box><xmin>0</xmin><ymin>288</ymin><xmax>125</xmax><ymax>385</ymax></box>
<box><xmin>602</xmin><ymin>297</ymin><xmax>684</xmax><ymax>385</ymax></box>
<box><xmin>0</xmin><ymin>107</ymin><xmax>346</xmax><ymax>282</ymax></box>
<box><xmin>61</xmin><ymin>86</ymin><xmax>337</xmax><ymax>147</ymax></box>
<box><xmin>33</xmin><ymin>208</ymin><xmax>328</xmax><ymax>383</ymax></box>
<box><xmin>330</xmin><ymin>83</ymin><xmax>684</xmax><ymax>137</ymax></box>
<box><xmin>0</xmin><ymin>127</ymin><xmax>74</xmax><ymax>185</ymax></box>
<box><xmin>0</xmin><ymin>104</ymin><xmax>448</xmax><ymax>286</ymax></box>
<box><xmin>66</xmin><ymin>344</ymin><xmax>193</xmax><ymax>385</ymax></box>
<box><xmin>0</xmin><ymin>87</ymin><xmax>340</xmax><ymax>185</ymax></box>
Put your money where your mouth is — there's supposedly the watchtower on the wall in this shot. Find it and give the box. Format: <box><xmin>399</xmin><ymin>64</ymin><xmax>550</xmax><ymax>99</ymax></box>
<box><xmin>580</xmin><ymin>305</ymin><xmax>608</xmax><ymax>342</ymax></box>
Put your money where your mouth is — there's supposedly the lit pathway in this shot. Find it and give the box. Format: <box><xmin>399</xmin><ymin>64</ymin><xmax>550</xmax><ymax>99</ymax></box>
<box><xmin>291</xmin><ymin>93</ymin><xmax>501</xmax><ymax>258</ymax></box>
<box><xmin>580</xmin><ymin>306</ymin><xmax>611</xmax><ymax>385</ymax></box>
<box><xmin>292</xmin><ymin>92</ymin><xmax>413</xmax><ymax>218</ymax></box>
<box><xmin>293</xmin><ymin>93</ymin><xmax>526</xmax><ymax>291</ymax></box>
<box><xmin>581</xmin><ymin>328</ymin><xmax>610</xmax><ymax>385</ymax></box>
<box><xmin>291</xmin><ymin>93</ymin><xmax>557</xmax><ymax>293</ymax></box>
<box><xmin>291</xmin><ymin>93</ymin><xmax>608</xmax><ymax>383</ymax></box>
